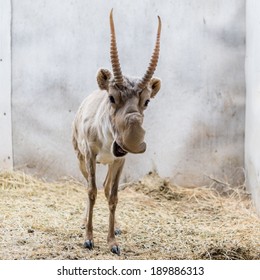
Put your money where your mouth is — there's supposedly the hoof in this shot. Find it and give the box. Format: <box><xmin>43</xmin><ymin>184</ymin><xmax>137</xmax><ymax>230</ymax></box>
<box><xmin>111</xmin><ymin>245</ymin><xmax>120</xmax><ymax>256</ymax></box>
<box><xmin>114</xmin><ymin>228</ymin><xmax>122</xmax><ymax>235</ymax></box>
<box><xmin>84</xmin><ymin>240</ymin><xmax>94</xmax><ymax>250</ymax></box>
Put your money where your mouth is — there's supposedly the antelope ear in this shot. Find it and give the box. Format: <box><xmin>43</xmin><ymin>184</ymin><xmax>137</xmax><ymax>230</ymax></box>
<box><xmin>97</xmin><ymin>68</ymin><xmax>112</xmax><ymax>91</ymax></box>
<box><xmin>150</xmin><ymin>77</ymin><xmax>161</xmax><ymax>98</ymax></box>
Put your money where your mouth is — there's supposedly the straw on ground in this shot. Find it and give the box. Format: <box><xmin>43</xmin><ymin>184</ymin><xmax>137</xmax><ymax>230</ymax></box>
<box><xmin>0</xmin><ymin>171</ymin><xmax>259</xmax><ymax>259</ymax></box>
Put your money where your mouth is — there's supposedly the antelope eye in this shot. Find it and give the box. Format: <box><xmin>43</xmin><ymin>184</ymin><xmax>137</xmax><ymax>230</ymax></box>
<box><xmin>144</xmin><ymin>99</ymin><xmax>150</xmax><ymax>107</ymax></box>
<box><xmin>109</xmin><ymin>95</ymin><xmax>115</xmax><ymax>104</ymax></box>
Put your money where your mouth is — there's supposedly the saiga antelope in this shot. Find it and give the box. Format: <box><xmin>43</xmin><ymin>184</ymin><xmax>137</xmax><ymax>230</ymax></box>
<box><xmin>72</xmin><ymin>10</ymin><xmax>161</xmax><ymax>255</ymax></box>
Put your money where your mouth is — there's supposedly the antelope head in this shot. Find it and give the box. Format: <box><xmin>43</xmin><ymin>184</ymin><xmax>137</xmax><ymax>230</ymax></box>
<box><xmin>97</xmin><ymin>10</ymin><xmax>162</xmax><ymax>157</ymax></box>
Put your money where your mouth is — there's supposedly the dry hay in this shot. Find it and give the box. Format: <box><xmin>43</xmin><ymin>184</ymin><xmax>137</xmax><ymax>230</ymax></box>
<box><xmin>0</xmin><ymin>170</ymin><xmax>259</xmax><ymax>260</ymax></box>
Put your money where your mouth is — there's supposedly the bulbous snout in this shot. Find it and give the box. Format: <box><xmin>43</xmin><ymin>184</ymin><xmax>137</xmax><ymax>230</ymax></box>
<box><xmin>115</xmin><ymin>112</ymin><xmax>146</xmax><ymax>155</ymax></box>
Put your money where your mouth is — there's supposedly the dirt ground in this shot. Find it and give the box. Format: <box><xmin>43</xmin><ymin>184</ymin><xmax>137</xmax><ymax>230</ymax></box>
<box><xmin>0</xmin><ymin>171</ymin><xmax>259</xmax><ymax>260</ymax></box>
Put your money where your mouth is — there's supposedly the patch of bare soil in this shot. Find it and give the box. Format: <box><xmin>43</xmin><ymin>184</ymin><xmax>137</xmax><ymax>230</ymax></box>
<box><xmin>0</xmin><ymin>171</ymin><xmax>259</xmax><ymax>260</ymax></box>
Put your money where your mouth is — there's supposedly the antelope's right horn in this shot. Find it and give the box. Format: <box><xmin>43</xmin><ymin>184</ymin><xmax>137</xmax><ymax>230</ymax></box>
<box><xmin>110</xmin><ymin>9</ymin><xmax>124</xmax><ymax>86</ymax></box>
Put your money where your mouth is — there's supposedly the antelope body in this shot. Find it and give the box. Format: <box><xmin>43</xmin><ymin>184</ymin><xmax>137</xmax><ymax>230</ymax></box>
<box><xmin>72</xmin><ymin>10</ymin><xmax>161</xmax><ymax>255</ymax></box>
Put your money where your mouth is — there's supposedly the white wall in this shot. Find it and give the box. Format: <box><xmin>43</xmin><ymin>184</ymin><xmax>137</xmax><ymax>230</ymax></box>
<box><xmin>245</xmin><ymin>0</ymin><xmax>260</xmax><ymax>213</ymax></box>
<box><xmin>0</xmin><ymin>0</ymin><xmax>13</xmax><ymax>169</ymax></box>
<box><xmin>11</xmin><ymin>0</ymin><xmax>245</xmax><ymax>186</ymax></box>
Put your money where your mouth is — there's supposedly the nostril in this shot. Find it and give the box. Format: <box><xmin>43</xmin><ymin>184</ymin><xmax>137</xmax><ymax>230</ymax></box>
<box><xmin>125</xmin><ymin>110</ymin><xmax>143</xmax><ymax>118</ymax></box>
<box><xmin>126</xmin><ymin>110</ymin><xmax>139</xmax><ymax>115</ymax></box>
<box><xmin>126</xmin><ymin>112</ymin><xmax>143</xmax><ymax>125</ymax></box>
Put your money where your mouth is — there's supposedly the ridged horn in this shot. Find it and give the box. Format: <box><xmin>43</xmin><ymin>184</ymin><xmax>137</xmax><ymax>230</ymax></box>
<box><xmin>138</xmin><ymin>16</ymin><xmax>161</xmax><ymax>90</ymax></box>
<box><xmin>110</xmin><ymin>9</ymin><xmax>124</xmax><ymax>86</ymax></box>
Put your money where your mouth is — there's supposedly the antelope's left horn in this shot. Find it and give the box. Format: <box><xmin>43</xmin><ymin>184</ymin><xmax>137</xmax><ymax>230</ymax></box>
<box><xmin>138</xmin><ymin>16</ymin><xmax>161</xmax><ymax>90</ymax></box>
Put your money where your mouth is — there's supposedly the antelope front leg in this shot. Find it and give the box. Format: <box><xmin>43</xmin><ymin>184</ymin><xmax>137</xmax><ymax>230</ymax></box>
<box><xmin>104</xmin><ymin>165</ymin><xmax>121</xmax><ymax>236</ymax></box>
<box><xmin>107</xmin><ymin>158</ymin><xmax>125</xmax><ymax>255</ymax></box>
<box><xmin>83</xmin><ymin>154</ymin><xmax>97</xmax><ymax>250</ymax></box>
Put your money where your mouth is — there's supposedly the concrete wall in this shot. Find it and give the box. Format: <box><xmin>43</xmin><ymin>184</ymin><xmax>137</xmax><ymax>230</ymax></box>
<box><xmin>11</xmin><ymin>0</ymin><xmax>246</xmax><ymax>186</ymax></box>
<box><xmin>245</xmin><ymin>0</ymin><xmax>260</xmax><ymax>213</ymax></box>
<box><xmin>0</xmin><ymin>0</ymin><xmax>12</xmax><ymax>169</ymax></box>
